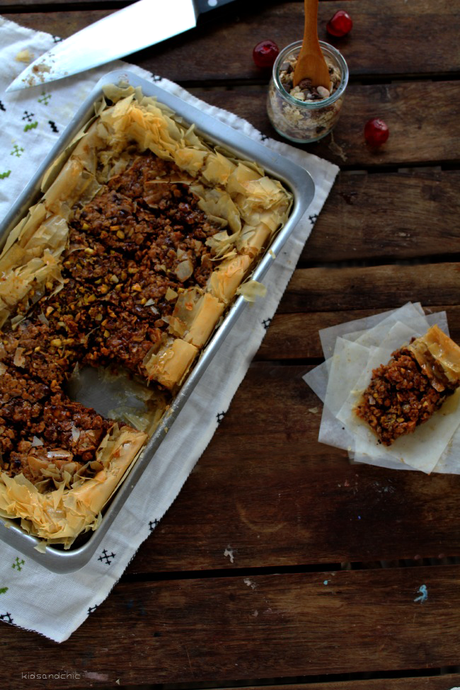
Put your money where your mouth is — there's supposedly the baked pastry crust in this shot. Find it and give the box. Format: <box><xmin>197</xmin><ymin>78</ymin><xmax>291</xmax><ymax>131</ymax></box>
<box><xmin>408</xmin><ymin>324</ymin><xmax>460</xmax><ymax>388</ymax></box>
<box><xmin>0</xmin><ymin>85</ymin><xmax>292</xmax><ymax>546</ymax></box>
<box><xmin>0</xmin><ymin>425</ymin><xmax>145</xmax><ymax>546</ymax></box>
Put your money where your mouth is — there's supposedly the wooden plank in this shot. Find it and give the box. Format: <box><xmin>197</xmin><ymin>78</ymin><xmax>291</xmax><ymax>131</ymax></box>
<box><xmin>2</xmin><ymin>566</ymin><xmax>460</xmax><ymax>688</ymax></box>
<box><xmin>225</xmin><ymin>676</ymin><xmax>460</xmax><ymax>690</ymax></box>
<box><xmin>3</xmin><ymin>0</ymin><xmax>460</xmax><ymax>80</ymax></box>
<box><xmin>323</xmin><ymin>82</ymin><xmax>460</xmax><ymax>167</ymax></box>
<box><xmin>302</xmin><ymin>170</ymin><xmax>460</xmax><ymax>264</ymax></box>
<box><xmin>257</xmin><ymin>306</ymin><xmax>460</xmax><ymax>361</ymax></box>
<box><xmin>129</xmin><ymin>360</ymin><xmax>460</xmax><ymax>573</ymax></box>
<box><xmin>256</xmin><ymin>307</ymin><xmax>443</xmax><ymax>361</ymax></box>
<box><xmin>278</xmin><ymin>263</ymin><xmax>460</xmax><ymax>314</ymax></box>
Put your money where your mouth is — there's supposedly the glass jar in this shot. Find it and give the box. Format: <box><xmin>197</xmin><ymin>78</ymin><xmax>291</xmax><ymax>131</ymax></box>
<box><xmin>267</xmin><ymin>40</ymin><xmax>349</xmax><ymax>144</ymax></box>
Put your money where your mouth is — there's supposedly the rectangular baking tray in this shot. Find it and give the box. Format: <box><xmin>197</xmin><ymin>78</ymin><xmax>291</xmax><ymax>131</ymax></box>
<box><xmin>0</xmin><ymin>69</ymin><xmax>315</xmax><ymax>572</ymax></box>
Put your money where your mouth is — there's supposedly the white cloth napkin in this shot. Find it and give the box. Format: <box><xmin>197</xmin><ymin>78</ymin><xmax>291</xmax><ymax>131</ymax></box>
<box><xmin>0</xmin><ymin>16</ymin><xmax>339</xmax><ymax>642</ymax></box>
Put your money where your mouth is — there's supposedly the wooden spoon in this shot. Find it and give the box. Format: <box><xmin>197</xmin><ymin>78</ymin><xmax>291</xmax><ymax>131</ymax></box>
<box><xmin>293</xmin><ymin>0</ymin><xmax>331</xmax><ymax>91</ymax></box>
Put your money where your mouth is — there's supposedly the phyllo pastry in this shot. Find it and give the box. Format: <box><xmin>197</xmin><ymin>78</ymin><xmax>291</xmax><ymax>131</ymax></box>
<box><xmin>355</xmin><ymin>325</ymin><xmax>460</xmax><ymax>446</ymax></box>
<box><xmin>0</xmin><ymin>85</ymin><xmax>292</xmax><ymax>547</ymax></box>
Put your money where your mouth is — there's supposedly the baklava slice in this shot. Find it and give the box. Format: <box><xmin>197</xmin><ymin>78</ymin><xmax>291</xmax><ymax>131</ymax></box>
<box><xmin>355</xmin><ymin>325</ymin><xmax>460</xmax><ymax>445</ymax></box>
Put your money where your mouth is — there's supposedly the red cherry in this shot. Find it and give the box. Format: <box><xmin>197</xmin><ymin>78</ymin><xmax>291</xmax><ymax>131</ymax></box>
<box><xmin>326</xmin><ymin>10</ymin><xmax>353</xmax><ymax>38</ymax></box>
<box><xmin>364</xmin><ymin>118</ymin><xmax>390</xmax><ymax>147</ymax></box>
<box><xmin>253</xmin><ymin>40</ymin><xmax>279</xmax><ymax>69</ymax></box>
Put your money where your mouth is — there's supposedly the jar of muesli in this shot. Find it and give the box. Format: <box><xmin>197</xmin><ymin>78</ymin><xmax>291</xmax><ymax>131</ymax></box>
<box><xmin>267</xmin><ymin>40</ymin><xmax>349</xmax><ymax>144</ymax></box>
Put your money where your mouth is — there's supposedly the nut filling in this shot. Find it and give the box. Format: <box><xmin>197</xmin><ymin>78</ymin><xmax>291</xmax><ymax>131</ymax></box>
<box><xmin>0</xmin><ymin>152</ymin><xmax>220</xmax><ymax>486</ymax></box>
<box><xmin>355</xmin><ymin>348</ymin><xmax>453</xmax><ymax>446</ymax></box>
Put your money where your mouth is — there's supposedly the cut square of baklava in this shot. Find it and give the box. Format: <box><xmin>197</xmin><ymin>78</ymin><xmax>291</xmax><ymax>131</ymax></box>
<box><xmin>355</xmin><ymin>325</ymin><xmax>460</xmax><ymax>446</ymax></box>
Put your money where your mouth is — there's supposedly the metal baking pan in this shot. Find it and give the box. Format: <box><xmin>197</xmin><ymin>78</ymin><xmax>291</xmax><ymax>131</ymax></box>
<box><xmin>0</xmin><ymin>69</ymin><xmax>315</xmax><ymax>572</ymax></box>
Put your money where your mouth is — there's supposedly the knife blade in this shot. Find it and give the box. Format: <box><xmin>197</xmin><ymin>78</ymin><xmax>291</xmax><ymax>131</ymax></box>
<box><xmin>7</xmin><ymin>0</ymin><xmax>237</xmax><ymax>92</ymax></box>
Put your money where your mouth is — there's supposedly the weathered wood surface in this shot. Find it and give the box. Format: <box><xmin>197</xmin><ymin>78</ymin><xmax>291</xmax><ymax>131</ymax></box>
<box><xmin>3</xmin><ymin>0</ymin><xmax>460</xmax><ymax>80</ymax></box>
<box><xmin>129</xmin><ymin>359</ymin><xmax>460</xmax><ymax>574</ymax></box>
<box><xmin>258</xmin><ymin>305</ymin><xmax>460</xmax><ymax>361</ymax></box>
<box><xmin>279</xmin><ymin>264</ymin><xmax>460</xmax><ymax>314</ymax></box>
<box><xmin>303</xmin><ymin>171</ymin><xmax>460</xmax><ymax>264</ymax></box>
<box><xmin>229</xmin><ymin>677</ymin><xmax>460</xmax><ymax>690</ymax></box>
<box><xmin>3</xmin><ymin>566</ymin><xmax>460</xmax><ymax>689</ymax></box>
<box><xmin>1</xmin><ymin>0</ymin><xmax>460</xmax><ymax>687</ymax></box>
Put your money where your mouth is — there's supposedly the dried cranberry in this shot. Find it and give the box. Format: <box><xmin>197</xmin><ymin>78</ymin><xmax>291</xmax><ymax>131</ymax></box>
<box><xmin>326</xmin><ymin>10</ymin><xmax>353</xmax><ymax>38</ymax></box>
<box><xmin>364</xmin><ymin>118</ymin><xmax>390</xmax><ymax>147</ymax></box>
<box><xmin>253</xmin><ymin>40</ymin><xmax>279</xmax><ymax>69</ymax></box>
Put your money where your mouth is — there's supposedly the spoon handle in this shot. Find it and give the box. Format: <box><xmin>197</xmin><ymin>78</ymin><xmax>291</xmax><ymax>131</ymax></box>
<box><xmin>293</xmin><ymin>0</ymin><xmax>331</xmax><ymax>89</ymax></box>
<box><xmin>302</xmin><ymin>0</ymin><xmax>321</xmax><ymax>50</ymax></box>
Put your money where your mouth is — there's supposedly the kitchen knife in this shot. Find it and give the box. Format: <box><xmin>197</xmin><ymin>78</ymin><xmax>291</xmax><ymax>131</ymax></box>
<box><xmin>7</xmin><ymin>0</ymin><xmax>237</xmax><ymax>92</ymax></box>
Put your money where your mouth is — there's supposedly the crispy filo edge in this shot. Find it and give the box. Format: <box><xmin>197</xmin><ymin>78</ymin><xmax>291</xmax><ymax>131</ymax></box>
<box><xmin>168</xmin><ymin>289</ymin><xmax>226</xmax><ymax>348</ymax></box>
<box><xmin>144</xmin><ymin>290</ymin><xmax>226</xmax><ymax>390</ymax></box>
<box><xmin>408</xmin><ymin>324</ymin><xmax>460</xmax><ymax>389</ymax></box>
<box><xmin>206</xmin><ymin>253</ymin><xmax>254</xmax><ymax>304</ymax></box>
<box><xmin>144</xmin><ymin>338</ymin><xmax>199</xmax><ymax>390</ymax></box>
<box><xmin>0</xmin><ymin>425</ymin><xmax>146</xmax><ymax>548</ymax></box>
<box><xmin>0</xmin><ymin>205</ymin><xmax>69</xmax><ymax>327</ymax></box>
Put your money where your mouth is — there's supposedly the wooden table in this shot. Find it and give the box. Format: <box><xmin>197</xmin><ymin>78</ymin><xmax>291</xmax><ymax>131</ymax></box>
<box><xmin>2</xmin><ymin>0</ymin><xmax>460</xmax><ymax>688</ymax></box>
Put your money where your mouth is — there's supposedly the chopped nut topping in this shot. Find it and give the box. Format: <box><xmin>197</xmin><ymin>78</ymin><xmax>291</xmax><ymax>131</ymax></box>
<box><xmin>355</xmin><ymin>347</ymin><xmax>454</xmax><ymax>446</ymax></box>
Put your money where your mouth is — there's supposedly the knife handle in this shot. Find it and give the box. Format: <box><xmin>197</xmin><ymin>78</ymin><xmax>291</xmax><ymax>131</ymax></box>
<box><xmin>195</xmin><ymin>0</ymin><xmax>237</xmax><ymax>16</ymax></box>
